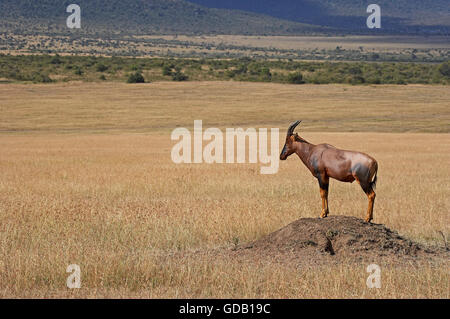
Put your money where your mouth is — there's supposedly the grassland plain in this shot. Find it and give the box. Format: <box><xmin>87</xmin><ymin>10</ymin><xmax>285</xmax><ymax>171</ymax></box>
<box><xmin>1</xmin><ymin>82</ymin><xmax>450</xmax><ymax>133</ymax></box>
<box><xmin>2</xmin><ymin>35</ymin><xmax>449</xmax><ymax>62</ymax></box>
<box><xmin>0</xmin><ymin>82</ymin><xmax>449</xmax><ymax>298</ymax></box>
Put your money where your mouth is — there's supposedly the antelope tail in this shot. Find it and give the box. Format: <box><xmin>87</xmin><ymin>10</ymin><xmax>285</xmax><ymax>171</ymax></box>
<box><xmin>371</xmin><ymin>172</ymin><xmax>377</xmax><ymax>191</ymax></box>
<box><xmin>370</xmin><ymin>163</ymin><xmax>378</xmax><ymax>191</ymax></box>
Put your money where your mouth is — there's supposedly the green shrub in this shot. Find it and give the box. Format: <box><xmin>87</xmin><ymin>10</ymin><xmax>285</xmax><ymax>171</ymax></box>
<box><xmin>394</xmin><ymin>77</ymin><xmax>406</xmax><ymax>85</ymax></box>
<box><xmin>438</xmin><ymin>62</ymin><xmax>450</xmax><ymax>77</ymax></box>
<box><xmin>127</xmin><ymin>72</ymin><xmax>145</xmax><ymax>83</ymax></box>
<box><xmin>162</xmin><ymin>65</ymin><xmax>173</xmax><ymax>76</ymax></box>
<box><xmin>235</xmin><ymin>64</ymin><xmax>247</xmax><ymax>74</ymax></box>
<box><xmin>366</xmin><ymin>77</ymin><xmax>381</xmax><ymax>84</ymax></box>
<box><xmin>259</xmin><ymin>67</ymin><xmax>272</xmax><ymax>81</ymax></box>
<box><xmin>348</xmin><ymin>66</ymin><xmax>362</xmax><ymax>75</ymax></box>
<box><xmin>74</xmin><ymin>67</ymin><xmax>83</xmax><ymax>76</ymax></box>
<box><xmin>287</xmin><ymin>72</ymin><xmax>304</xmax><ymax>84</ymax></box>
<box><xmin>225</xmin><ymin>70</ymin><xmax>236</xmax><ymax>78</ymax></box>
<box><xmin>96</xmin><ymin>63</ymin><xmax>108</xmax><ymax>72</ymax></box>
<box><xmin>31</xmin><ymin>72</ymin><xmax>53</xmax><ymax>83</ymax></box>
<box><xmin>129</xmin><ymin>64</ymin><xmax>140</xmax><ymax>71</ymax></box>
<box><xmin>172</xmin><ymin>70</ymin><xmax>188</xmax><ymax>81</ymax></box>
<box><xmin>50</xmin><ymin>55</ymin><xmax>62</xmax><ymax>65</ymax></box>
<box><xmin>348</xmin><ymin>75</ymin><xmax>365</xmax><ymax>85</ymax></box>
<box><xmin>6</xmin><ymin>69</ymin><xmax>22</xmax><ymax>80</ymax></box>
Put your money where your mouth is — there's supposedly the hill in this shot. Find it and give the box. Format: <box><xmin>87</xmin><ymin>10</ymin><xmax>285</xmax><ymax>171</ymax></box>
<box><xmin>0</xmin><ymin>0</ymin><xmax>323</xmax><ymax>36</ymax></box>
<box><xmin>188</xmin><ymin>0</ymin><xmax>450</xmax><ymax>34</ymax></box>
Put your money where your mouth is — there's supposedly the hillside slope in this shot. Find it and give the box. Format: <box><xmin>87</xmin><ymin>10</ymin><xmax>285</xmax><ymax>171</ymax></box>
<box><xmin>189</xmin><ymin>0</ymin><xmax>450</xmax><ymax>34</ymax></box>
<box><xmin>0</xmin><ymin>0</ymin><xmax>323</xmax><ymax>36</ymax></box>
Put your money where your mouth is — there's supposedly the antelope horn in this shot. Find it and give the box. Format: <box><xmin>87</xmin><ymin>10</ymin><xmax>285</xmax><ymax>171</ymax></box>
<box><xmin>287</xmin><ymin>120</ymin><xmax>302</xmax><ymax>135</ymax></box>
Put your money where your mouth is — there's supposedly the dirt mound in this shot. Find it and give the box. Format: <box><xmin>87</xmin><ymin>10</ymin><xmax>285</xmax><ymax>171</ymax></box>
<box><xmin>235</xmin><ymin>216</ymin><xmax>446</xmax><ymax>265</ymax></box>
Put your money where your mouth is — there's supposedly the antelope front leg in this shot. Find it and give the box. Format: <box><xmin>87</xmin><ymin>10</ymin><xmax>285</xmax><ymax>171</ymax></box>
<box><xmin>318</xmin><ymin>175</ymin><xmax>330</xmax><ymax>218</ymax></box>
<box><xmin>320</xmin><ymin>188</ymin><xmax>329</xmax><ymax>218</ymax></box>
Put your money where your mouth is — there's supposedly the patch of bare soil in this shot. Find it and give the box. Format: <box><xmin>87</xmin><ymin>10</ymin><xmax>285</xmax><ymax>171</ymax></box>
<box><xmin>231</xmin><ymin>216</ymin><xmax>448</xmax><ymax>266</ymax></box>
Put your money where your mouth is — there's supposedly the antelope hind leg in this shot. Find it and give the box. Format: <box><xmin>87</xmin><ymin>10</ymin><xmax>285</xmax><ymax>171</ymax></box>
<box><xmin>365</xmin><ymin>189</ymin><xmax>376</xmax><ymax>223</ymax></box>
<box><xmin>355</xmin><ymin>176</ymin><xmax>375</xmax><ymax>223</ymax></box>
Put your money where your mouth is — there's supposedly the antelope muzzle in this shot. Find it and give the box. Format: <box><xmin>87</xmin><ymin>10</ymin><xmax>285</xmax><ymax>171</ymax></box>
<box><xmin>280</xmin><ymin>144</ymin><xmax>288</xmax><ymax>160</ymax></box>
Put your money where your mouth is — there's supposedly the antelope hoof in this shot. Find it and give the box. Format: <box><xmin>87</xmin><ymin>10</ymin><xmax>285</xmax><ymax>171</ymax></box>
<box><xmin>365</xmin><ymin>217</ymin><xmax>373</xmax><ymax>223</ymax></box>
<box><xmin>320</xmin><ymin>211</ymin><xmax>328</xmax><ymax>219</ymax></box>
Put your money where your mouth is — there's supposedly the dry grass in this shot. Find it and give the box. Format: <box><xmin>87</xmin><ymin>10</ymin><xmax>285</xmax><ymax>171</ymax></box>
<box><xmin>0</xmin><ymin>132</ymin><xmax>448</xmax><ymax>298</ymax></box>
<box><xmin>0</xmin><ymin>82</ymin><xmax>449</xmax><ymax>298</ymax></box>
<box><xmin>1</xmin><ymin>82</ymin><xmax>449</xmax><ymax>133</ymax></box>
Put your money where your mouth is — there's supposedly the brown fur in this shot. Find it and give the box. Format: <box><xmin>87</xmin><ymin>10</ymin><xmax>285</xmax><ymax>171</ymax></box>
<box><xmin>280</xmin><ymin>121</ymin><xmax>378</xmax><ymax>222</ymax></box>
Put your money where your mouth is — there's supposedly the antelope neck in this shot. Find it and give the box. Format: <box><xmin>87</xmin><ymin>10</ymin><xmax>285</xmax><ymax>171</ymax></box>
<box><xmin>294</xmin><ymin>139</ymin><xmax>314</xmax><ymax>165</ymax></box>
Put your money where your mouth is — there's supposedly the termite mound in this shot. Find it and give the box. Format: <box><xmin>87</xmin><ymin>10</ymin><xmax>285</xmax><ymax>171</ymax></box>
<box><xmin>233</xmin><ymin>216</ymin><xmax>447</xmax><ymax>265</ymax></box>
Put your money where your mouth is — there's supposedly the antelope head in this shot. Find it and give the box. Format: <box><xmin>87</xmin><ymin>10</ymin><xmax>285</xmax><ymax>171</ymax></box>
<box><xmin>280</xmin><ymin>120</ymin><xmax>301</xmax><ymax>161</ymax></box>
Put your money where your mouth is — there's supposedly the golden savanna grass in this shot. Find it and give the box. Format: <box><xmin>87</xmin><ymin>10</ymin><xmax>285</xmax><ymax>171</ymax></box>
<box><xmin>1</xmin><ymin>82</ymin><xmax>449</xmax><ymax>133</ymax></box>
<box><xmin>0</xmin><ymin>82</ymin><xmax>449</xmax><ymax>298</ymax></box>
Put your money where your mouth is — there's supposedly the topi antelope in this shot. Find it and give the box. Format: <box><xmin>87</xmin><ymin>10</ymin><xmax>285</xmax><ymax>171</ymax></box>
<box><xmin>280</xmin><ymin>121</ymin><xmax>378</xmax><ymax>223</ymax></box>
